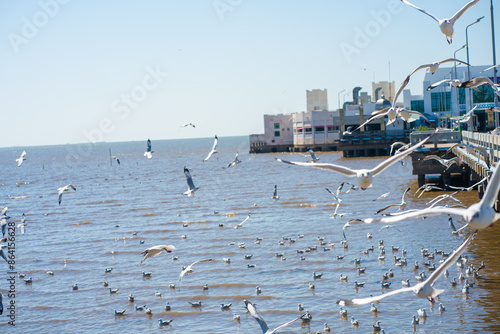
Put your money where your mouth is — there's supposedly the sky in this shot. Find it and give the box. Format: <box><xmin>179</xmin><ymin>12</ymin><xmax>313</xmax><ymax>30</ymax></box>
<box><xmin>0</xmin><ymin>0</ymin><xmax>498</xmax><ymax>147</ymax></box>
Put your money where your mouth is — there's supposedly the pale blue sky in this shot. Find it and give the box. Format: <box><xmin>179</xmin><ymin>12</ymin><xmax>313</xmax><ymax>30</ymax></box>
<box><xmin>0</xmin><ymin>0</ymin><xmax>497</xmax><ymax>147</ymax></box>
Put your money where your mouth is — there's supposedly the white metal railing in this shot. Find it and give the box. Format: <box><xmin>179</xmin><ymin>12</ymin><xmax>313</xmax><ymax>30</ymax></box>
<box><xmin>462</xmin><ymin>130</ymin><xmax>500</xmax><ymax>164</ymax></box>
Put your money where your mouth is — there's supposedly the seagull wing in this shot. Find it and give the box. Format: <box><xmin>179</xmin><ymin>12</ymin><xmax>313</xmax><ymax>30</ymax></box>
<box><xmin>376</xmin><ymin>204</ymin><xmax>401</xmax><ymax>215</ymax></box>
<box><xmin>0</xmin><ymin>292</ymin><xmax>3</xmax><ymax>315</ymax></box>
<box><xmin>371</xmin><ymin>133</ymin><xmax>431</xmax><ymax>176</ymax></box>
<box><xmin>438</xmin><ymin>58</ymin><xmax>470</xmax><ymax>67</ymax></box>
<box><xmin>184</xmin><ymin>167</ymin><xmax>196</xmax><ymax>190</ymax></box>
<box><xmin>480</xmin><ymin>64</ymin><xmax>500</xmax><ymax>73</ymax></box>
<box><xmin>480</xmin><ymin>163</ymin><xmax>500</xmax><ymax>208</ymax></box>
<box><xmin>270</xmin><ymin>315</ymin><xmax>303</xmax><ymax>334</ymax></box>
<box><xmin>354</xmin><ymin>108</ymin><xmax>391</xmax><ymax>131</ymax></box>
<box><xmin>179</xmin><ymin>259</ymin><xmax>214</xmax><ymax>282</ymax></box>
<box><xmin>401</xmin><ymin>0</ymin><xmax>439</xmax><ymax>22</ymax></box>
<box><xmin>276</xmin><ymin>159</ymin><xmax>357</xmax><ymax>176</ymax></box>
<box><xmin>308</xmin><ymin>149</ymin><xmax>318</xmax><ymax>161</ymax></box>
<box><xmin>337</xmin><ymin>286</ymin><xmax>415</xmax><ymax>306</ymax></box>
<box><xmin>427</xmin><ymin>232</ymin><xmax>476</xmax><ymax>286</ymax></box>
<box><xmin>146</xmin><ymin>139</ymin><xmax>152</xmax><ymax>152</ymax></box>
<box><xmin>427</xmin><ymin>79</ymin><xmax>453</xmax><ymax>91</ymax></box>
<box><xmin>450</xmin><ymin>0</ymin><xmax>480</xmax><ymax>25</ymax></box>
<box><xmin>244</xmin><ymin>300</ymin><xmax>270</xmax><ymax>333</ymax></box>
<box><xmin>358</xmin><ymin>206</ymin><xmax>467</xmax><ymax>224</ymax></box>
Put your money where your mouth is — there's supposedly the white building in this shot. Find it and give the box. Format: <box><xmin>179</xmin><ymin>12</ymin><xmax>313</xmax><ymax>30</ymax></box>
<box><xmin>306</xmin><ymin>89</ymin><xmax>328</xmax><ymax>113</ymax></box>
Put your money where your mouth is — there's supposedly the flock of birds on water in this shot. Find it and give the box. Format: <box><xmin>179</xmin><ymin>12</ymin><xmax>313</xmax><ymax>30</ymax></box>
<box><xmin>3</xmin><ymin>0</ymin><xmax>500</xmax><ymax>332</ymax></box>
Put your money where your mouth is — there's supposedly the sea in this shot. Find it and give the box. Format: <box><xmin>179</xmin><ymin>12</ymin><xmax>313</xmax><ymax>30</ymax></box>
<box><xmin>0</xmin><ymin>135</ymin><xmax>499</xmax><ymax>333</ymax></box>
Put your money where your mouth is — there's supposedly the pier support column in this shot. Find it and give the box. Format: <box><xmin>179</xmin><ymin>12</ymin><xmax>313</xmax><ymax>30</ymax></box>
<box><xmin>418</xmin><ymin>174</ymin><xmax>425</xmax><ymax>188</ymax></box>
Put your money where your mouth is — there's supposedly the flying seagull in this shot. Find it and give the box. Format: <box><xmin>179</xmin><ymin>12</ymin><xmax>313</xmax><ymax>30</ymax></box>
<box><xmin>16</xmin><ymin>151</ymin><xmax>26</xmax><ymax>167</ymax></box>
<box><xmin>408</xmin><ymin>58</ymin><xmax>470</xmax><ymax>76</ymax></box>
<box><xmin>244</xmin><ymin>299</ymin><xmax>304</xmax><ymax>334</ymax></box>
<box><xmin>306</xmin><ymin>147</ymin><xmax>319</xmax><ymax>162</ymax></box>
<box><xmin>140</xmin><ymin>245</ymin><xmax>175</xmax><ymax>264</ymax></box>
<box><xmin>350</xmin><ymin>161</ymin><xmax>500</xmax><ymax>232</ymax></box>
<box><xmin>271</xmin><ymin>185</ymin><xmax>279</xmax><ymax>200</ymax></box>
<box><xmin>227</xmin><ymin>152</ymin><xmax>241</xmax><ymax>168</ymax></box>
<box><xmin>178</xmin><ymin>259</ymin><xmax>215</xmax><ymax>283</ymax></box>
<box><xmin>144</xmin><ymin>139</ymin><xmax>153</xmax><ymax>159</ymax></box>
<box><xmin>58</xmin><ymin>185</ymin><xmax>76</xmax><ymax>205</ymax></box>
<box><xmin>401</xmin><ymin>0</ymin><xmax>480</xmax><ymax>44</ymax></box>
<box><xmin>181</xmin><ymin>122</ymin><xmax>196</xmax><ymax>128</ymax></box>
<box><xmin>203</xmin><ymin>135</ymin><xmax>218</xmax><ymax>162</ymax></box>
<box><xmin>337</xmin><ymin>231</ymin><xmax>476</xmax><ymax>306</ymax></box>
<box><xmin>456</xmin><ymin>77</ymin><xmax>500</xmax><ymax>97</ymax></box>
<box><xmin>375</xmin><ymin>187</ymin><xmax>411</xmax><ymax>214</ymax></box>
<box><xmin>183</xmin><ymin>167</ymin><xmax>199</xmax><ymax>196</ymax></box>
<box><xmin>427</xmin><ymin>79</ymin><xmax>464</xmax><ymax>91</ymax></box>
<box><xmin>230</xmin><ymin>214</ymin><xmax>251</xmax><ymax>229</ymax></box>
<box><xmin>276</xmin><ymin>133</ymin><xmax>432</xmax><ymax>190</ymax></box>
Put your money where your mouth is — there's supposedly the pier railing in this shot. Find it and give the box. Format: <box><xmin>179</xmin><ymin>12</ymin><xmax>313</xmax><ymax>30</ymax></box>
<box><xmin>409</xmin><ymin>130</ymin><xmax>461</xmax><ymax>149</ymax></box>
<box><xmin>461</xmin><ymin>130</ymin><xmax>500</xmax><ymax>165</ymax></box>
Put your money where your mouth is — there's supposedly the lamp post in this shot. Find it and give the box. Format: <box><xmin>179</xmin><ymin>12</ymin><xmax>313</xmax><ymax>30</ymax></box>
<box><xmin>337</xmin><ymin>89</ymin><xmax>346</xmax><ymax>111</ymax></box>
<box><xmin>465</xmin><ymin>16</ymin><xmax>485</xmax><ymax>111</ymax></box>
<box><xmin>454</xmin><ymin>44</ymin><xmax>466</xmax><ymax>116</ymax></box>
<box><xmin>490</xmin><ymin>0</ymin><xmax>498</xmax><ymax>127</ymax></box>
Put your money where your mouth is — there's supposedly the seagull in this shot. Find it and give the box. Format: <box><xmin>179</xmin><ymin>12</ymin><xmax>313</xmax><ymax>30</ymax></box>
<box><xmin>325</xmin><ymin>188</ymin><xmax>342</xmax><ymax>204</ymax></box>
<box><xmin>230</xmin><ymin>214</ymin><xmax>251</xmax><ymax>229</ymax></box>
<box><xmin>271</xmin><ymin>184</ymin><xmax>280</xmax><ymax>200</ymax></box>
<box><xmin>446</xmin><ymin>177</ymin><xmax>487</xmax><ymax>192</ymax></box>
<box><xmin>276</xmin><ymin>133</ymin><xmax>431</xmax><ymax>190</ymax></box>
<box><xmin>375</xmin><ymin>187</ymin><xmax>410</xmax><ymax>214</ymax></box>
<box><xmin>427</xmin><ymin>78</ymin><xmax>464</xmax><ymax>91</ymax></box>
<box><xmin>401</xmin><ymin>0</ymin><xmax>480</xmax><ymax>44</ymax></box>
<box><xmin>220</xmin><ymin>303</ymin><xmax>232</xmax><ymax>310</ymax></box>
<box><xmin>203</xmin><ymin>135</ymin><xmax>218</xmax><ymax>162</ymax></box>
<box><xmin>379</xmin><ymin>225</ymin><xmax>402</xmax><ymax>232</ymax></box>
<box><xmin>110</xmin><ymin>155</ymin><xmax>120</xmax><ymax>165</ymax></box>
<box><xmin>181</xmin><ymin>122</ymin><xmax>195</xmax><ymax>128</ymax></box>
<box><xmin>114</xmin><ymin>309</ymin><xmax>126</xmax><ymax>316</ymax></box>
<box><xmin>426</xmin><ymin>190</ymin><xmax>463</xmax><ymax>206</ymax></box>
<box><xmin>343</xmin><ymin>126</ymin><xmax>354</xmax><ymax>136</ymax></box>
<box><xmin>178</xmin><ymin>258</ymin><xmax>215</xmax><ymax>283</ymax></box>
<box><xmin>390</xmin><ymin>142</ymin><xmax>409</xmax><ymax>156</ymax></box>
<box><xmin>16</xmin><ymin>151</ymin><xmax>26</xmax><ymax>167</ymax></box>
<box><xmin>183</xmin><ymin>166</ymin><xmax>199</xmax><ymax>196</ymax></box>
<box><xmin>306</xmin><ymin>147</ymin><xmax>319</xmax><ymax>162</ymax></box>
<box><xmin>57</xmin><ymin>184</ymin><xmax>76</xmax><ymax>205</ymax></box>
<box><xmin>244</xmin><ymin>299</ymin><xmax>304</xmax><ymax>334</ymax></box>
<box><xmin>189</xmin><ymin>301</ymin><xmax>202</xmax><ymax>307</ymax></box>
<box><xmin>421</xmin><ymin>155</ymin><xmax>463</xmax><ymax>171</ymax></box>
<box><xmin>337</xmin><ymin>231</ymin><xmax>475</xmax><ymax>306</ymax></box>
<box><xmin>158</xmin><ymin>319</ymin><xmax>173</xmax><ymax>326</ymax></box>
<box><xmin>449</xmin><ymin>106</ymin><xmax>478</xmax><ymax>123</ymax></box>
<box><xmin>457</xmin><ymin>77</ymin><xmax>500</xmax><ymax>97</ymax></box>
<box><xmin>0</xmin><ymin>292</ymin><xmax>2</xmax><ymax>315</ymax></box>
<box><xmin>140</xmin><ymin>245</ymin><xmax>175</xmax><ymax>264</ymax></box>
<box><xmin>408</xmin><ymin>58</ymin><xmax>470</xmax><ymax>77</ymax></box>
<box><xmin>480</xmin><ymin>64</ymin><xmax>500</xmax><ymax>73</ymax></box>
<box><xmin>227</xmin><ymin>152</ymin><xmax>241</xmax><ymax>168</ymax></box>
<box><xmin>144</xmin><ymin>139</ymin><xmax>153</xmax><ymax>159</ymax></box>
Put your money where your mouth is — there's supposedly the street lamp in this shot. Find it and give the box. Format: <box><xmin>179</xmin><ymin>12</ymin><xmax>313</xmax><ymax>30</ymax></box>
<box><xmin>337</xmin><ymin>89</ymin><xmax>346</xmax><ymax>111</ymax></box>
<box><xmin>454</xmin><ymin>44</ymin><xmax>466</xmax><ymax>116</ymax></box>
<box><xmin>465</xmin><ymin>16</ymin><xmax>485</xmax><ymax>111</ymax></box>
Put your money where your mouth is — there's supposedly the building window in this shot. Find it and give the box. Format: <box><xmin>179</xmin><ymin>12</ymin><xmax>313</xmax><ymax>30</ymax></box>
<box><xmin>410</xmin><ymin>100</ymin><xmax>424</xmax><ymax>113</ymax></box>
<box><xmin>305</xmin><ymin>127</ymin><xmax>312</xmax><ymax>133</ymax></box>
<box><xmin>274</xmin><ymin>123</ymin><xmax>280</xmax><ymax>129</ymax></box>
<box><xmin>315</xmin><ymin>126</ymin><xmax>324</xmax><ymax>133</ymax></box>
<box><xmin>327</xmin><ymin>125</ymin><xmax>339</xmax><ymax>131</ymax></box>
<box><xmin>458</xmin><ymin>88</ymin><xmax>466</xmax><ymax>105</ymax></box>
<box><xmin>274</xmin><ymin>131</ymin><xmax>280</xmax><ymax>137</ymax></box>
<box><xmin>431</xmin><ymin>92</ymin><xmax>451</xmax><ymax>112</ymax></box>
<box><xmin>314</xmin><ymin>106</ymin><xmax>320</xmax><ymax>111</ymax></box>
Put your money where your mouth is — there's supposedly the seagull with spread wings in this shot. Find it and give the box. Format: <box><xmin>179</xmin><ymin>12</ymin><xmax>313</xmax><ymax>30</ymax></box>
<box><xmin>337</xmin><ymin>231</ymin><xmax>476</xmax><ymax>306</ymax></box>
<box><xmin>227</xmin><ymin>152</ymin><xmax>242</xmax><ymax>168</ymax></box>
<box><xmin>375</xmin><ymin>187</ymin><xmax>410</xmax><ymax>215</ymax></box>
<box><xmin>306</xmin><ymin>147</ymin><xmax>319</xmax><ymax>162</ymax></box>
<box><xmin>178</xmin><ymin>259</ymin><xmax>215</xmax><ymax>283</ymax></box>
<box><xmin>276</xmin><ymin>133</ymin><xmax>432</xmax><ymax>190</ymax></box>
<box><xmin>16</xmin><ymin>151</ymin><xmax>27</xmax><ymax>167</ymax></box>
<box><xmin>183</xmin><ymin>167</ymin><xmax>199</xmax><ymax>196</ymax></box>
<box><xmin>244</xmin><ymin>299</ymin><xmax>304</xmax><ymax>334</ymax></box>
<box><xmin>401</xmin><ymin>0</ymin><xmax>480</xmax><ymax>44</ymax></box>
<box><xmin>203</xmin><ymin>135</ymin><xmax>218</xmax><ymax>162</ymax></box>
<box><xmin>230</xmin><ymin>214</ymin><xmax>251</xmax><ymax>229</ymax></box>
<box><xmin>140</xmin><ymin>245</ymin><xmax>176</xmax><ymax>264</ymax></box>
<box><xmin>58</xmin><ymin>185</ymin><xmax>76</xmax><ymax>205</ymax></box>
